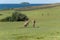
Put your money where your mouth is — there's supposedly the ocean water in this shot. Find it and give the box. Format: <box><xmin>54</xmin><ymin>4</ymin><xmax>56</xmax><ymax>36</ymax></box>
<box><xmin>0</xmin><ymin>4</ymin><xmax>46</xmax><ymax>10</ymax></box>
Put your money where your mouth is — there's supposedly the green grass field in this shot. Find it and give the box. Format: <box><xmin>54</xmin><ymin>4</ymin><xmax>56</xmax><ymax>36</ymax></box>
<box><xmin>0</xmin><ymin>6</ymin><xmax>60</xmax><ymax>40</ymax></box>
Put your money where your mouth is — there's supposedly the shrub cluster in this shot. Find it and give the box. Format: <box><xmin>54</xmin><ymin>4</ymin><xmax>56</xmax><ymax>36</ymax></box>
<box><xmin>0</xmin><ymin>12</ymin><xmax>29</xmax><ymax>22</ymax></box>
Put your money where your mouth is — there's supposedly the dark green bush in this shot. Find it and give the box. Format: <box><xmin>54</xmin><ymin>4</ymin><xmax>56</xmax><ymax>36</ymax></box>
<box><xmin>0</xmin><ymin>14</ymin><xmax>3</xmax><ymax>15</ymax></box>
<box><xmin>0</xmin><ymin>12</ymin><xmax>29</xmax><ymax>22</ymax></box>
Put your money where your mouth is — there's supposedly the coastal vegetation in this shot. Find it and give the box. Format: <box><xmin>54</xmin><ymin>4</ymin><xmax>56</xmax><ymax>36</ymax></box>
<box><xmin>0</xmin><ymin>4</ymin><xmax>60</xmax><ymax>40</ymax></box>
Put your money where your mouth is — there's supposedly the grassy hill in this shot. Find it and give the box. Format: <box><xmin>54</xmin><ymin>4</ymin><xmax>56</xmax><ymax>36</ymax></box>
<box><xmin>0</xmin><ymin>5</ymin><xmax>60</xmax><ymax>40</ymax></box>
<box><xmin>14</xmin><ymin>3</ymin><xmax>60</xmax><ymax>11</ymax></box>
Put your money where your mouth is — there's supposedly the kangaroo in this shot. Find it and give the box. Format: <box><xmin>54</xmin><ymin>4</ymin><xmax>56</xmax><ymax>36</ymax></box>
<box><xmin>33</xmin><ymin>19</ymin><xmax>36</xmax><ymax>27</ymax></box>
<box><xmin>24</xmin><ymin>20</ymin><xmax>29</xmax><ymax>27</ymax></box>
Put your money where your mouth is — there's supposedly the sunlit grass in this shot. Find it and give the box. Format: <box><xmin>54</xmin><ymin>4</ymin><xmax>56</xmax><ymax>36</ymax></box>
<box><xmin>0</xmin><ymin>6</ymin><xmax>60</xmax><ymax>40</ymax></box>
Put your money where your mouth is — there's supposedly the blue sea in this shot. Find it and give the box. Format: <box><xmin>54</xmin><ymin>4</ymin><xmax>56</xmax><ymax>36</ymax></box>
<box><xmin>0</xmin><ymin>4</ymin><xmax>46</xmax><ymax>10</ymax></box>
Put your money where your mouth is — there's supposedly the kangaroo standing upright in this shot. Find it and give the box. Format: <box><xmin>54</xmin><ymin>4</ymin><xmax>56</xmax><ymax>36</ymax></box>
<box><xmin>33</xmin><ymin>20</ymin><xmax>36</xmax><ymax>27</ymax></box>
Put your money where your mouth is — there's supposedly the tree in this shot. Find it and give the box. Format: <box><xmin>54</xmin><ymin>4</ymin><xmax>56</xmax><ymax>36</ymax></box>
<box><xmin>0</xmin><ymin>11</ymin><xmax>29</xmax><ymax>22</ymax></box>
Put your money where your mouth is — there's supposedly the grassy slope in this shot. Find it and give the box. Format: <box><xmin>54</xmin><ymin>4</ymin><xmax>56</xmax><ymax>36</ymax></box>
<box><xmin>0</xmin><ymin>6</ymin><xmax>60</xmax><ymax>40</ymax></box>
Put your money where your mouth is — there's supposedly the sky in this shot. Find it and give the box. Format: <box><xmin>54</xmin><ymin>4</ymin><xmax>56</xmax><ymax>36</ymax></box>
<box><xmin>0</xmin><ymin>0</ymin><xmax>60</xmax><ymax>4</ymax></box>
